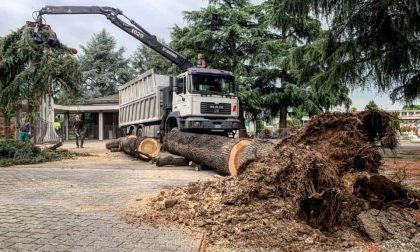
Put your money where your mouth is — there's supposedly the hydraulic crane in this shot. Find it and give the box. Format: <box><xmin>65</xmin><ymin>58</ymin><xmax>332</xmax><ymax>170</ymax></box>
<box><xmin>34</xmin><ymin>6</ymin><xmax>193</xmax><ymax>71</ymax></box>
<box><xmin>33</xmin><ymin>6</ymin><xmax>241</xmax><ymax>138</ymax></box>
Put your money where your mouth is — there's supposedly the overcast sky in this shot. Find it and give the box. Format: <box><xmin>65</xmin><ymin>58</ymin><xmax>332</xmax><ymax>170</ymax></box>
<box><xmin>0</xmin><ymin>0</ymin><xmax>406</xmax><ymax>110</ymax></box>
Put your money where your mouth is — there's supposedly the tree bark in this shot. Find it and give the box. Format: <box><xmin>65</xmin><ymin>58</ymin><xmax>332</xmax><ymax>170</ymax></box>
<box><xmin>238</xmin><ymin>100</ymin><xmax>249</xmax><ymax>138</ymax></box>
<box><xmin>106</xmin><ymin>138</ymin><xmax>122</xmax><ymax>150</ymax></box>
<box><xmin>164</xmin><ymin>131</ymin><xmax>273</xmax><ymax>176</ymax></box>
<box><xmin>119</xmin><ymin>136</ymin><xmax>161</xmax><ymax>161</ymax></box>
<box><xmin>279</xmin><ymin>103</ymin><xmax>288</xmax><ymax>129</ymax></box>
<box><xmin>48</xmin><ymin>142</ymin><xmax>62</xmax><ymax>151</ymax></box>
<box><xmin>156</xmin><ymin>155</ymin><xmax>188</xmax><ymax>167</ymax></box>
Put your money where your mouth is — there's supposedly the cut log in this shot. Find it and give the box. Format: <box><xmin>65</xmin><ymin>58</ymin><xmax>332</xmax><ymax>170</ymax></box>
<box><xmin>164</xmin><ymin>131</ymin><xmax>273</xmax><ymax>176</ymax></box>
<box><xmin>156</xmin><ymin>155</ymin><xmax>188</xmax><ymax>167</ymax></box>
<box><xmin>119</xmin><ymin>136</ymin><xmax>161</xmax><ymax>161</ymax></box>
<box><xmin>236</xmin><ymin>139</ymin><xmax>276</xmax><ymax>175</ymax></box>
<box><xmin>106</xmin><ymin>138</ymin><xmax>122</xmax><ymax>150</ymax></box>
<box><xmin>48</xmin><ymin>142</ymin><xmax>63</xmax><ymax>151</ymax></box>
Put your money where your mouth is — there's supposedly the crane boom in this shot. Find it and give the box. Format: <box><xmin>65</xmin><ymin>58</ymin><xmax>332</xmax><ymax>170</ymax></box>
<box><xmin>37</xmin><ymin>6</ymin><xmax>193</xmax><ymax>71</ymax></box>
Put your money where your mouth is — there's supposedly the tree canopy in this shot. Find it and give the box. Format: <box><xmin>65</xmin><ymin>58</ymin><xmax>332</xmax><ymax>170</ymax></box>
<box><xmin>402</xmin><ymin>104</ymin><xmax>420</xmax><ymax>110</ymax></box>
<box><xmin>365</xmin><ymin>100</ymin><xmax>379</xmax><ymax>111</ymax></box>
<box><xmin>130</xmin><ymin>43</ymin><xmax>176</xmax><ymax>76</ymax></box>
<box><xmin>167</xmin><ymin>0</ymin><xmax>352</xmax><ymax>128</ymax></box>
<box><xmin>78</xmin><ymin>29</ymin><xmax>132</xmax><ymax>98</ymax></box>
<box><xmin>0</xmin><ymin>25</ymin><xmax>81</xmax><ymax>121</ymax></box>
<box><xmin>274</xmin><ymin>0</ymin><xmax>420</xmax><ymax>103</ymax></box>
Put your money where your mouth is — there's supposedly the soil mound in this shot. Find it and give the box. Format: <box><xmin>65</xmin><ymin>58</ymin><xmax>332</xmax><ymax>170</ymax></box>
<box><xmin>127</xmin><ymin>110</ymin><xmax>419</xmax><ymax>251</ymax></box>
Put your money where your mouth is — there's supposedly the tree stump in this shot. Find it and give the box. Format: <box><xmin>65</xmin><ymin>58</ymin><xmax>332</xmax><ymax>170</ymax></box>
<box><xmin>119</xmin><ymin>136</ymin><xmax>161</xmax><ymax>161</ymax></box>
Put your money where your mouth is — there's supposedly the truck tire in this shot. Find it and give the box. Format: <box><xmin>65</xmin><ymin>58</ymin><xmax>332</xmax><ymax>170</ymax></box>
<box><xmin>165</xmin><ymin>117</ymin><xmax>178</xmax><ymax>134</ymax></box>
<box><xmin>127</xmin><ymin>126</ymin><xmax>135</xmax><ymax>135</ymax></box>
<box><xmin>136</xmin><ymin>127</ymin><xmax>144</xmax><ymax>137</ymax></box>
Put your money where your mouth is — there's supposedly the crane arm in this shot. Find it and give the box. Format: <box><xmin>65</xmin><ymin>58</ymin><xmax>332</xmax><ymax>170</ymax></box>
<box><xmin>37</xmin><ymin>6</ymin><xmax>193</xmax><ymax>71</ymax></box>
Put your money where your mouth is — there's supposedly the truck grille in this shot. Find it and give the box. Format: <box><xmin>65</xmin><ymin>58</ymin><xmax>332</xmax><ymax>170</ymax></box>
<box><xmin>200</xmin><ymin>102</ymin><xmax>231</xmax><ymax>115</ymax></box>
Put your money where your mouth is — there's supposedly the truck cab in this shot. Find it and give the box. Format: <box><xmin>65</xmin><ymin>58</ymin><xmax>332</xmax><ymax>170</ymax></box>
<box><xmin>165</xmin><ymin>68</ymin><xmax>241</xmax><ymax>136</ymax></box>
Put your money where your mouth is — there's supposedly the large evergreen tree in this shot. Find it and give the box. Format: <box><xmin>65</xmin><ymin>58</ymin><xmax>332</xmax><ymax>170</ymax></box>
<box><xmin>274</xmin><ymin>0</ymin><xmax>420</xmax><ymax>103</ymax></box>
<box><xmin>169</xmin><ymin>0</ymin><xmax>272</xmax><ymax>130</ymax></box>
<box><xmin>0</xmin><ymin>25</ymin><xmax>81</xmax><ymax>123</ymax></box>
<box><xmin>169</xmin><ymin>0</ymin><xmax>351</xmax><ymax>129</ymax></box>
<box><xmin>79</xmin><ymin>29</ymin><xmax>132</xmax><ymax>98</ymax></box>
<box><xmin>130</xmin><ymin>43</ymin><xmax>176</xmax><ymax>76</ymax></box>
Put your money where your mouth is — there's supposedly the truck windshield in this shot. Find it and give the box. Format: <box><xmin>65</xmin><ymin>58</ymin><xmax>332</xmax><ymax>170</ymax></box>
<box><xmin>190</xmin><ymin>74</ymin><xmax>236</xmax><ymax>96</ymax></box>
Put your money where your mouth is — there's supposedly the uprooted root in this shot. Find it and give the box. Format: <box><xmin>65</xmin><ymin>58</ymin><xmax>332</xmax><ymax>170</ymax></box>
<box><xmin>126</xmin><ymin>110</ymin><xmax>419</xmax><ymax>250</ymax></box>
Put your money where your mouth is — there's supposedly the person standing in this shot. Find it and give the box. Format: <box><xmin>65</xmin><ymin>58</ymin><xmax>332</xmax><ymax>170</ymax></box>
<box><xmin>73</xmin><ymin>115</ymin><xmax>85</xmax><ymax>148</ymax></box>
<box><xmin>196</xmin><ymin>53</ymin><xmax>206</xmax><ymax>68</ymax></box>
<box><xmin>19</xmin><ymin>117</ymin><xmax>31</xmax><ymax>141</ymax></box>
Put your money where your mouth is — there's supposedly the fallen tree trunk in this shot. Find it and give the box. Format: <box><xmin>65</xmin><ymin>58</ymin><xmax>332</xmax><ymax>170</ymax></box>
<box><xmin>156</xmin><ymin>155</ymin><xmax>189</xmax><ymax>167</ymax></box>
<box><xmin>119</xmin><ymin>136</ymin><xmax>161</xmax><ymax>161</ymax></box>
<box><xmin>106</xmin><ymin>138</ymin><xmax>122</xmax><ymax>150</ymax></box>
<box><xmin>164</xmin><ymin>131</ymin><xmax>273</xmax><ymax>176</ymax></box>
<box><xmin>48</xmin><ymin>142</ymin><xmax>63</xmax><ymax>151</ymax></box>
<box><xmin>110</xmin><ymin>148</ymin><xmax>121</xmax><ymax>152</ymax></box>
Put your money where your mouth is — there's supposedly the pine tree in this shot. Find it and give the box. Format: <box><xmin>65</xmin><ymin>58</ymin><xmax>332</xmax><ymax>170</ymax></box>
<box><xmin>365</xmin><ymin>100</ymin><xmax>379</xmax><ymax>111</ymax></box>
<box><xmin>274</xmin><ymin>0</ymin><xmax>420</xmax><ymax>103</ymax></box>
<box><xmin>168</xmin><ymin>0</ymin><xmax>352</xmax><ymax>129</ymax></box>
<box><xmin>79</xmin><ymin>29</ymin><xmax>132</xmax><ymax>98</ymax></box>
<box><xmin>130</xmin><ymin>43</ymin><xmax>176</xmax><ymax>76</ymax></box>
<box><xmin>0</xmin><ymin>25</ymin><xmax>81</xmax><ymax>123</ymax></box>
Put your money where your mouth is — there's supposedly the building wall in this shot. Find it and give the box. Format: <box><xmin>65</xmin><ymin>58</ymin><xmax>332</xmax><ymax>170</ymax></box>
<box><xmin>0</xmin><ymin>109</ymin><xmax>16</xmax><ymax>139</ymax></box>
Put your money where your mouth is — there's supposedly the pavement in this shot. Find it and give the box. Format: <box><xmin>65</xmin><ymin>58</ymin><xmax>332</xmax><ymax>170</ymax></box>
<box><xmin>0</xmin><ymin>141</ymin><xmax>215</xmax><ymax>251</ymax></box>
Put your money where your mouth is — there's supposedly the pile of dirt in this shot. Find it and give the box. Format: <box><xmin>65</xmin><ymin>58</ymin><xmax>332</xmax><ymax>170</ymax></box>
<box><xmin>126</xmin><ymin>110</ymin><xmax>420</xmax><ymax>251</ymax></box>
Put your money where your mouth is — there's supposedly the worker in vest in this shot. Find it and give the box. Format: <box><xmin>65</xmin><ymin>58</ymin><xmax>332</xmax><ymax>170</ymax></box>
<box><xmin>54</xmin><ymin>118</ymin><xmax>62</xmax><ymax>141</ymax></box>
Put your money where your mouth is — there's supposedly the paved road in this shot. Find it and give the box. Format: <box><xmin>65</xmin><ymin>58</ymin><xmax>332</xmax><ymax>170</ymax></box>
<box><xmin>0</xmin><ymin>150</ymin><xmax>215</xmax><ymax>251</ymax></box>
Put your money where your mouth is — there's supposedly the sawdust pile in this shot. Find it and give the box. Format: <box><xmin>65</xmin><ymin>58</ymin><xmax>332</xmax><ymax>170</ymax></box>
<box><xmin>127</xmin><ymin>110</ymin><xmax>420</xmax><ymax>251</ymax></box>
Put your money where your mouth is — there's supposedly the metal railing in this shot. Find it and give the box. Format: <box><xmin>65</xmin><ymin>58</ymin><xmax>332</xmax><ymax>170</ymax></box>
<box><xmin>32</xmin><ymin>119</ymin><xmax>60</xmax><ymax>144</ymax></box>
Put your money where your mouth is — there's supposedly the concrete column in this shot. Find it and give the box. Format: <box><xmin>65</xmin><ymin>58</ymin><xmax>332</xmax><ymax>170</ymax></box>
<box><xmin>64</xmin><ymin>112</ymin><xmax>69</xmax><ymax>141</ymax></box>
<box><xmin>99</xmin><ymin>112</ymin><xmax>104</xmax><ymax>141</ymax></box>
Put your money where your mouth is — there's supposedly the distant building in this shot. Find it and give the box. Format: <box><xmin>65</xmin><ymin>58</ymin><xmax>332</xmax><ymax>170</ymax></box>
<box><xmin>54</xmin><ymin>94</ymin><xmax>120</xmax><ymax>141</ymax></box>
<box><xmin>388</xmin><ymin>109</ymin><xmax>420</xmax><ymax>124</ymax></box>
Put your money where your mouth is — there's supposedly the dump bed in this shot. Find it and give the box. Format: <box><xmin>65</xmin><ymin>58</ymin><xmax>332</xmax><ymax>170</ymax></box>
<box><xmin>119</xmin><ymin>69</ymin><xmax>171</xmax><ymax>127</ymax></box>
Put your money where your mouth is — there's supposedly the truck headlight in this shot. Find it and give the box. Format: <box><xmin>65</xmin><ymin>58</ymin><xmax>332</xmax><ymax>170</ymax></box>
<box><xmin>191</xmin><ymin>121</ymin><xmax>202</xmax><ymax>127</ymax></box>
<box><xmin>232</xmin><ymin>122</ymin><xmax>240</xmax><ymax>128</ymax></box>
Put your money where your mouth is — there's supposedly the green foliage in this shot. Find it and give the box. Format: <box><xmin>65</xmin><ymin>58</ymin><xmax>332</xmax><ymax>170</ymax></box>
<box><xmin>364</xmin><ymin>100</ymin><xmax>379</xmax><ymax>111</ymax></box>
<box><xmin>0</xmin><ymin>25</ymin><xmax>82</xmax><ymax>120</ymax></box>
<box><xmin>168</xmin><ymin>0</ymin><xmax>350</xmax><ymax>128</ymax></box>
<box><xmin>0</xmin><ymin>140</ymin><xmax>75</xmax><ymax>167</ymax></box>
<box><xmin>402</xmin><ymin>104</ymin><xmax>420</xmax><ymax>110</ymax></box>
<box><xmin>391</xmin><ymin>112</ymin><xmax>401</xmax><ymax>132</ymax></box>
<box><xmin>274</xmin><ymin>0</ymin><xmax>420</xmax><ymax>103</ymax></box>
<box><xmin>79</xmin><ymin>29</ymin><xmax>132</xmax><ymax>98</ymax></box>
<box><xmin>237</xmin><ymin>88</ymin><xmax>263</xmax><ymax>121</ymax></box>
<box><xmin>130</xmin><ymin>43</ymin><xmax>177</xmax><ymax>76</ymax></box>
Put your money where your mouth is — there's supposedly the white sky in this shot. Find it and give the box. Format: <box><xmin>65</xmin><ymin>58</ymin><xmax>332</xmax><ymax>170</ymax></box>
<box><xmin>0</xmin><ymin>0</ymin><xmax>407</xmax><ymax>110</ymax></box>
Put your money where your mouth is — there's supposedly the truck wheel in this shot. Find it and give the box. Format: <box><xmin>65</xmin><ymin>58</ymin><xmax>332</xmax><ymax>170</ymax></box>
<box><xmin>137</xmin><ymin>127</ymin><xmax>143</xmax><ymax>137</ymax></box>
<box><xmin>165</xmin><ymin>118</ymin><xmax>178</xmax><ymax>134</ymax></box>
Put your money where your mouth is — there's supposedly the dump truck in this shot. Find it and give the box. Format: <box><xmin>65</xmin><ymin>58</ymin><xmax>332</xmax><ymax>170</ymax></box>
<box><xmin>119</xmin><ymin>68</ymin><xmax>240</xmax><ymax>139</ymax></box>
<box><xmin>33</xmin><ymin>5</ymin><xmax>242</xmax><ymax>139</ymax></box>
